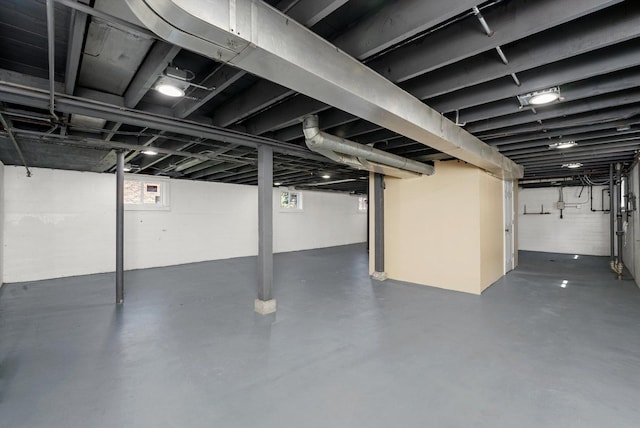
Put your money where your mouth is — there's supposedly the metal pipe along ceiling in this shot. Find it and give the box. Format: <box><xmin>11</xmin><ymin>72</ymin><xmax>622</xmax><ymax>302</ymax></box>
<box><xmin>124</xmin><ymin>0</ymin><xmax>524</xmax><ymax>180</ymax></box>
<box><xmin>302</xmin><ymin>115</ymin><xmax>433</xmax><ymax>179</ymax></box>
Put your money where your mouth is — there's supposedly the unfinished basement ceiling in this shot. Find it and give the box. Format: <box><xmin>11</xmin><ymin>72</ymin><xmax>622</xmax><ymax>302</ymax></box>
<box><xmin>1</xmin><ymin>0</ymin><xmax>639</xmax><ymax>192</ymax></box>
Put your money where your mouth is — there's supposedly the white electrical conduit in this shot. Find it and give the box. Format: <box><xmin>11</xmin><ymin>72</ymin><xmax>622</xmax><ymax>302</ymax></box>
<box><xmin>302</xmin><ymin>115</ymin><xmax>434</xmax><ymax>179</ymax></box>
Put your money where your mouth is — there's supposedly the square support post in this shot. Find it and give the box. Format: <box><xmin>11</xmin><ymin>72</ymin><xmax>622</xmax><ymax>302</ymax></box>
<box><xmin>372</xmin><ymin>173</ymin><xmax>387</xmax><ymax>280</ymax></box>
<box><xmin>116</xmin><ymin>151</ymin><xmax>124</xmax><ymax>304</ymax></box>
<box><xmin>256</xmin><ymin>145</ymin><xmax>275</xmax><ymax>314</ymax></box>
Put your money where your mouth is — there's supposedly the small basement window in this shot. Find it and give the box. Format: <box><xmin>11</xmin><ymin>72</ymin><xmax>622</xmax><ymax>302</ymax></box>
<box><xmin>358</xmin><ymin>196</ymin><xmax>368</xmax><ymax>212</ymax></box>
<box><xmin>280</xmin><ymin>190</ymin><xmax>303</xmax><ymax>211</ymax></box>
<box><xmin>124</xmin><ymin>175</ymin><xmax>170</xmax><ymax>210</ymax></box>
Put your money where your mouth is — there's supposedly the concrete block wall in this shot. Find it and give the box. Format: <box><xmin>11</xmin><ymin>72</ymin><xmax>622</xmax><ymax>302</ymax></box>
<box><xmin>518</xmin><ymin>185</ymin><xmax>610</xmax><ymax>256</ymax></box>
<box><xmin>2</xmin><ymin>166</ymin><xmax>367</xmax><ymax>283</ymax></box>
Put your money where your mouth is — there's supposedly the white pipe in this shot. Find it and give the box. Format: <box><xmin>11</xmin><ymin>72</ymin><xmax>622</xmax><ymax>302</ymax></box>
<box><xmin>472</xmin><ymin>6</ymin><xmax>494</xmax><ymax>37</ymax></box>
<box><xmin>495</xmin><ymin>46</ymin><xmax>508</xmax><ymax>64</ymax></box>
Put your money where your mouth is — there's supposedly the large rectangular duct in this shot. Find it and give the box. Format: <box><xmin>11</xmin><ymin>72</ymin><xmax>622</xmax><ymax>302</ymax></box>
<box><xmin>125</xmin><ymin>0</ymin><xmax>523</xmax><ymax>179</ymax></box>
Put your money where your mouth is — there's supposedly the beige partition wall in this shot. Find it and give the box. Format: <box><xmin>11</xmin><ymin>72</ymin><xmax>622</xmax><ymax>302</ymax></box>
<box><xmin>379</xmin><ymin>160</ymin><xmax>504</xmax><ymax>295</ymax></box>
<box><xmin>479</xmin><ymin>171</ymin><xmax>505</xmax><ymax>292</ymax></box>
<box><xmin>513</xmin><ymin>184</ymin><xmax>519</xmax><ymax>268</ymax></box>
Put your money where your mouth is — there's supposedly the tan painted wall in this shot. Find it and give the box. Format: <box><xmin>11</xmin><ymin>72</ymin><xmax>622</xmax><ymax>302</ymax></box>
<box><xmin>513</xmin><ymin>184</ymin><xmax>519</xmax><ymax>268</ymax></box>
<box><xmin>479</xmin><ymin>172</ymin><xmax>505</xmax><ymax>291</ymax></box>
<box><xmin>378</xmin><ymin>160</ymin><xmax>505</xmax><ymax>295</ymax></box>
<box><xmin>384</xmin><ymin>161</ymin><xmax>483</xmax><ymax>294</ymax></box>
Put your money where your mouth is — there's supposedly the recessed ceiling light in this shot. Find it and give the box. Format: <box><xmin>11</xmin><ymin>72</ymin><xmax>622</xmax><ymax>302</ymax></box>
<box><xmin>141</xmin><ymin>149</ymin><xmax>158</xmax><ymax>156</ymax></box>
<box><xmin>517</xmin><ymin>87</ymin><xmax>561</xmax><ymax>107</ymax></box>
<box><xmin>322</xmin><ymin>174</ymin><xmax>331</xmax><ymax>179</ymax></box>
<box><xmin>562</xmin><ymin>162</ymin><xmax>583</xmax><ymax>169</ymax></box>
<box><xmin>549</xmin><ymin>141</ymin><xmax>577</xmax><ymax>149</ymax></box>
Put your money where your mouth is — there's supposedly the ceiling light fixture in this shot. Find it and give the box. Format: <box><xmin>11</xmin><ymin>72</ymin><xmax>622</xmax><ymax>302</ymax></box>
<box><xmin>156</xmin><ymin>83</ymin><xmax>186</xmax><ymax>97</ymax></box>
<box><xmin>274</xmin><ymin>182</ymin><xmax>282</xmax><ymax>186</ymax></box>
<box><xmin>562</xmin><ymin>162</ymin><xmax>583</xmax><ymax>169</ymax></box>
<box><xmin>517</xmin><ymin>86</ymin><xmax>561</xmax><ymax>107</ymax></box>
<box><xmin>549</xmin><ymin>141</ymin><xmax>577</xmax><ymax>149</ymax></box>
<box><xmin>617</xmin><ymin>125</ymin><xmax>631</xmax><ymax>132</ymax></box>
<box><xmin>141</xmin><ymin>149</ymin><xmax>158</xmax><ymax>156</ymax></box>
<box><xmin>322</xmin><ymin>174</ymin><xmax>331</xmax><ymax>179</ymax></box>
<box><xmin>123</xmin><ymin>163</ymin><xmax>132</xmax><ymax>172</ymax></box>
<box><xmin>154</xmin><ymin>66</ymin><xmax>191</xmax><ymax>98</ymax></box>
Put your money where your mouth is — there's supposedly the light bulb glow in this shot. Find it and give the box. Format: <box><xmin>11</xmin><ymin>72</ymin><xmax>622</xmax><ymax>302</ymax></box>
<box><xmin>322</xmin><ymin>174</ymin><xmax>331</xmax><ymax>179</ymax></box>
<box><xmin>141</xmin><ymin>150</ymin><xmax>158</xmax><ymax>156</ymax></box>
<box><xmin>550</xmin><ymin>141</ymin><xmax>577</xmax><ymax>149</ymax></box>
<box><xmin>562</xmin><ymin>162</ymin><xmax>583</xmax><ymax>169</ymax></box>
<box><xmin>557</xmin><ymin>141</ymin><xmax>577</xmax><ymax>149</ymax></box>
<box><xmin>529</xmin><ymin>92</ymin><xmax>560</xmax><ymax>105</ymax></box>
<box><xmin>156</xmin><ymin>84</ymin><xmax>185</xmax><ymax>97</ymax></box>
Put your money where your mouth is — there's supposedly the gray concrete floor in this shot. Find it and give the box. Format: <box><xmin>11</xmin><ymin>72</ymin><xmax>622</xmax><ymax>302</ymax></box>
<box><xmin>1</xmin><ymin>244</ymin><xmax>639</xmax><ymax>427</ymax></box>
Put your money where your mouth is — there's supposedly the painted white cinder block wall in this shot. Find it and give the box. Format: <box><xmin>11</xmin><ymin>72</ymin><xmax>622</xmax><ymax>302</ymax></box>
<box><xmin>518</xmin><ymin>186</ymin><xmax>610</xmax><ymax>256</ymax></box>
<box><xmin>273</xmin><ymin>188</ymin><xmax>366</xmax><ymax>253</ymax></box>
<box><xmin>4</xmin><ymin>167</ymin><xmax>116</xmax><ymax>283</ymax></box>
<box><xmin>3</xmin><ymin>166</ymin><xmax>367</xmax><ymax>283</ymax></box>
<box><xmin>124</xmin><ymin>178</ymin><xmax>259</xmax><ymax>271</ymax></box>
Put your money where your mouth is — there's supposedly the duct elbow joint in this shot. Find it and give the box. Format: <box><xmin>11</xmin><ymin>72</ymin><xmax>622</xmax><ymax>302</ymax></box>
<box><xmin>302</xmin><ymin>114</ymin><xmax>320</xmax><ymax>140</ymax></box>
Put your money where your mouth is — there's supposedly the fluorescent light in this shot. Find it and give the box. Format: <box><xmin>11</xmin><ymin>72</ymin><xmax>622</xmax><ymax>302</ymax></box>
<box><xmin>274</xmin><ymin>182</ymin><xmax>282</xmax><ymax>186</ymax></box>
<box><xmin>573</xmin><ymin>255</ymin><xmax>579</xmax><ymax>259</ymax></box>
<box><xmin>141</xmin><ymin>149</ymin><xmax>158</xmax><ymax>156</ymax></box>
<box><xmin>549</xmin><ymin>141</ymin><xmax>577</xmax><ymax>149</ymax></box>
<box><xmin>562</xmin><ymin>162</ymin><xmax>583</xmax><ymax>169</ymax></box>
<box><xmin>156</xmin><ymin>84</ymin><xmax>185</xmax><ymax>97</ymax></box>
<box><xmin>561</xmin><ymin>280</ymin><xmax>568</xmax><ymax>288</ymax></box>
<box><xmin>617</xmin><ymin>125</ymin><xmax>631</xmax><ymax>132</ymax></box>
<box><xmin>322</xmin><ymin>174</ymin><xmax>331</xmax><ymax>179</ymax></box>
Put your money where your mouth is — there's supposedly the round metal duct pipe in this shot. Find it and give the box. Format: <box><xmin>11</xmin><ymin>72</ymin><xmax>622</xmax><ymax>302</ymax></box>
<box><xmin>303</xmin><ymin>115</ymin><xmax>434</xmax><ymax>178</ymax></box>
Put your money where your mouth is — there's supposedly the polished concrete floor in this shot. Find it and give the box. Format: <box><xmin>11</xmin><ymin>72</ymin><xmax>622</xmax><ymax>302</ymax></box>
<box><xmin>1</xmin><ymin>244</ymin><xmax>639</xmax><ymax>427</ymax></box>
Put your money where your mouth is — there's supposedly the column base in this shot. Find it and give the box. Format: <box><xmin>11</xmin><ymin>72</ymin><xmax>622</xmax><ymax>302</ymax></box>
<box><xmin>371</xmin><ymin>271</ymin><xmax>388</xmax><ymax>281</ymax></box>
<box><xmin>254</xmin><ymin>298</ymin><xmax>277</xmax><ymax>314</ymax></box>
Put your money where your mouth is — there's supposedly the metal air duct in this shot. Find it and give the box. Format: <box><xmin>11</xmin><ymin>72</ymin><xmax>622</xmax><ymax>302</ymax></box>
<box><xmin>123</xmin><ymin>0</ymin><xmax>524</xmax><ymax>180</ymax></box>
